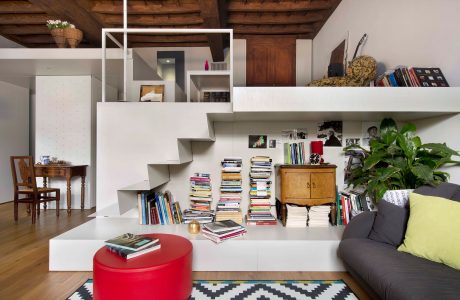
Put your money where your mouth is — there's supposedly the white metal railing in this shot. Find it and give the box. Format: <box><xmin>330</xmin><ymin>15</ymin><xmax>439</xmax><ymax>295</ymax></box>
<box><xmin>101</xmin><ymin>0</ymin><xmax>233</xmax><ymax>102</ymax></box>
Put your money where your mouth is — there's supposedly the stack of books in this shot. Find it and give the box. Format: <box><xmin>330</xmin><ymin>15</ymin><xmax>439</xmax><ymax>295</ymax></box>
<box><xmin>215</xmin><ymin>158</ymin><xmax>243</xmax><ymax>224</ymax></box>
<box><xmin>284</xmin><ymin>142</ymin><xmax>307</xmax><ymax>165</ymax></box>
<box><xmin>105</xmin><ymin>233</ymin><xmax>161</xmax><ymax>260</ymax></box>
<box><xmin>308</xmin><ymin>206</ymin><xmax>331</xmax><ymax>227</ymax></box>
<box><xmin>246</xmin><ymin>156</ymin><xmax>277</xmax><ymax>225</ymax></box>
<box><xmin>338</xmin><ymin>187</ymin><xmax>372</xmax><ymax>225</ymax></box>
<box><xmin>285</xmin><ymin>204</ymin><xmax>308</xmax><ymax>227</ymax></box>
<box><xmin>201</xmin><ymin>220</ymin><xmax>247</xmax><ymax>244</ymax></box>
<box><xmin>137</xmin><ymin>190</ymin><xmax>183</xmax><ymax>225</ymax></box>
<box><xmin>184</xmin><ymin>173</ymin><xmax>214</xmax><ymax>224</ymax></box>
<box><xmin>373</xmin><ymin>67</ymin><xmax>449</xmax><ymax>87</ymax></box>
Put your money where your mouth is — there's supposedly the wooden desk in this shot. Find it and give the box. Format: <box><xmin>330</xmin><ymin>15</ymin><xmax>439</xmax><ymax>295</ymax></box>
<box><xmin>275</xmin><ymin>164</ymin><xmax>337</xmax><ymax>226</ymax></box>
<box><xmin>34</xmin><ymin>164</ymin><xmax>87</xmax><ymax>215</ymax></box>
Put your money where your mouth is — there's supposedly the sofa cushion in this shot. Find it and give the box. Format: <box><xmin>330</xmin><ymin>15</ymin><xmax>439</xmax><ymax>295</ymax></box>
<box><xmin>368</xmin><ymin>200</ymin><xmax>408</xmax><ymax>246</ymax></box>
<box><xmin>398</xmin><ymin>193</ymin><xmax>460</xmax><ymax>270</ymax></box>
<box><xmin>413</xmin><ymin>182</ymin><xmax>459</xmax><ymax>199</ymax></box>
<box><xmin>339</xmin><ymin>239</ymin><xmax>460</xmax><ymax>300</ymax></box>
<box><xmin>382</xmin><ymin>189</ymin><xmax>413</xmax><ymax>207</ymax></box>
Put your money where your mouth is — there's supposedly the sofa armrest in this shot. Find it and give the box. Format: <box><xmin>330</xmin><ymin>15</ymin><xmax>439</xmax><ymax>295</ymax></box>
<box><xmin>342</xmin><ymin>211</ymin><xmax>376</xmax><ymax>240</ymax></box>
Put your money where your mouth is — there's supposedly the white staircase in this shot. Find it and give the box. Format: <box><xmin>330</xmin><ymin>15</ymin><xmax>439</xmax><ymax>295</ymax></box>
<box><xmin>95</xmin><ymin>102</ymin><xmax>232</xmax><ymax>217</ymax></box>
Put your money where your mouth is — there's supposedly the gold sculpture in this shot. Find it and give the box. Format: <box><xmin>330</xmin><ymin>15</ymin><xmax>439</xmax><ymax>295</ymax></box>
<box><xmin>188</xmin><ymin>220</ymin><xmax>200</xmax><ymax>234</ymax></box>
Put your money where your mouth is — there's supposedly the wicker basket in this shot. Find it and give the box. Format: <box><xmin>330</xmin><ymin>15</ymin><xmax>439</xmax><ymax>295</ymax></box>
<box><xmin>50</xmin><ymin>28</ymin><xmax>66</xmax><ymax>48</ymax></box>
<box><xmin>64</xmin><ymin>28</ymin><xmax>83</xmax><ymax>48</ymax></box>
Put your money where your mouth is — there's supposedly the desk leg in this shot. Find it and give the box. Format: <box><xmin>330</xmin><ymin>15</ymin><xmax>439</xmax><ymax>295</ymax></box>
<box><xmin>43</xmin><ymin>177</ymin><xmax>47</xmax><ymax>211</ymax></box>
<box><xmin>66</xmin><ymin>176</ymin><xmax>71</xmax><ymax>215</ymax></box>
<box><xmin>81</xmin><ymin>176</ymin><xmax>85</xmax><ymax>210</ymax></box>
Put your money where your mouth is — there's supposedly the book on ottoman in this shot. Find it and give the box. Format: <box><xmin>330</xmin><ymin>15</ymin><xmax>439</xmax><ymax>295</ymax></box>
<box><xmin>105</xmin><ymin>233</ymin><xmax>159</xmax><ymax>251</ymax></box>
<box><xmin>107</xmin><ymin>240</ymin><xmax>161</xmax><ymax>259</ymax></box>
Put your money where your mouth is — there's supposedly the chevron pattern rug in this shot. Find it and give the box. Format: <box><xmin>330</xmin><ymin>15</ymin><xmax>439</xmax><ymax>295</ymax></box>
<box><xmin>68</xmin><ymin>279</ymin><xmax>357</xmax><ymax>300</ymax></box>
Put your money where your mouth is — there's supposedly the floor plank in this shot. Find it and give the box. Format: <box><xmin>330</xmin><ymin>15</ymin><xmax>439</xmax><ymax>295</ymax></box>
<box><xmin>0</xmin><ymin>202</ymin><xmax>369</xmax><ymax>299</ymax></box>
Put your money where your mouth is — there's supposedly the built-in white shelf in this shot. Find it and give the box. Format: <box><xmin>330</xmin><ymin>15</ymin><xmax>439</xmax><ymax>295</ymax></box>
<box><xmin>187</xmin><ymin>70</ymin><xmax>231</xmax><ymax>102</ymax></box>
<box><xmin>50</xmin><ymin>218</ymin><xmax>345</xmax><ymax>272</ymax></box>
<box><xmin>232</xmin><ymin>87</ymin><xmax>460</xmax><ymax>121</ymax></box>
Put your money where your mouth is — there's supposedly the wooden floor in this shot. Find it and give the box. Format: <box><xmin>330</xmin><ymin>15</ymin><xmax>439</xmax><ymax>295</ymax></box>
<box><xmin>0</xmin><ymin>202</ymin><xmax>369</xmax><ymax>300</ymax></box>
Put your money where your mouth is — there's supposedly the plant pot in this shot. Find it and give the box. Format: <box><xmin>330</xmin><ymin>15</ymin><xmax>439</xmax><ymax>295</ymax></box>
<box><xmin>50</xmin><ymin>28</ymin><xmax>66</xmax><ymax>48</ymax></box>
<box><xmin>64</xmin><ymin>28</ymin><xmax>83</xmax><ymax>48</ymax></box>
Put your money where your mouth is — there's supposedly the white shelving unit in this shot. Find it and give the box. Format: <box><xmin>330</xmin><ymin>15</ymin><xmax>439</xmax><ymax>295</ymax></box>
<box><xmin>186</xmin><ymin>70</ymin><xmax>231</xmax><ymax>102</ymax></box>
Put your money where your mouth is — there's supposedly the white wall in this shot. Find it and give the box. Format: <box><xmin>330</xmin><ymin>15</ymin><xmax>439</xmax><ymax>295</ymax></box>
<box><xmin>233</xmin><ymin>39</ymin><xmax>246</xmax><ymax>87</ymax></box>
<box><xmin>35</xmin><ymin>76</ymin><xmax>117</xmax><ymax>209</ymax></box>
<box><xmin>313</xmin><ymin>0</ymin><xmax>460</xmax><ymax>86</ymax></box>
<box><xmin>296</xmin><ymin>40</ymin><xmax>313</xmax><ymax>86</ymax></box>
<box><xmin>0</xmin><ymin>81</ymin><xmax>29</xmax><ymax>203</ymax></box>
<box><xmin>165</xmin><ymin>121</ymin><xmax>363</xmax><ymax>213</ymax></box>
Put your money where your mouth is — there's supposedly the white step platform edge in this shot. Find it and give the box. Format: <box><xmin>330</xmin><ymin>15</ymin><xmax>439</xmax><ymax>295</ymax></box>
<box><xmin>49</xmin><ymin>218</ymin><xmax>345</xmax><ymax>272</ymax></box>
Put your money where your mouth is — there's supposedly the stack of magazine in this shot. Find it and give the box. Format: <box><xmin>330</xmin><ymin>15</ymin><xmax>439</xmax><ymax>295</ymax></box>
<box><xmin>105</xmin><ymin>233</ymin><xmax>161</xmax><ymax>260</ymax></box>
<box><xmin>184</xmin><ymin>172</ymin><xmax>215</xmax><ymax>223</ymax></box>
<box><xmin>201</xmin><ymin>220</ymin><xmax>246</xmax><ymax>244</ymax></box>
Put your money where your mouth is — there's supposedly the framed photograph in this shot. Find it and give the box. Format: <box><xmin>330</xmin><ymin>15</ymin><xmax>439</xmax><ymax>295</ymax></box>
<box><xmin>317</xmin><ymin>121</ymin><xmax>343</xmax><ymax>147</ymax></box>
<box><xmin>249</xmin><ymin>135</ymin><xmax>267</xmax><ymax>149</ymax></box>
<box><xmin>362</xmin><ymin>122</ymin><xmax>380</xmax><ymax>147</ymax></box>
<box><xmin>346</xmin><ymin>138</ymin><xmax>361</xmax><ymax>147</ymax></box>
<box><xmin>139</xmin><ymin>85</ymin><xmax>164</xmax><ymax>102</ymax></box>
<box><xmin>269</xmin><ymin>139</ymin><xmax>277</xmax><ymax>148</ymax></box>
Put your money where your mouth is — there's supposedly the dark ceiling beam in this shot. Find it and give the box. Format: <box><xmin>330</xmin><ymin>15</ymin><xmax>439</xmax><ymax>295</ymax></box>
<box><xmin>233</xmin><ymin>24</ymin><xmax>315</xmax><ymax>35</ymax></box>
<box><xmin>0</xmin><ymin>13</ymin><xmax>49</xmax><ymax>24</ymax></box>
<box><xmin>198</xmin><ymin>0</ymin><xmax>227</xmax><ymax>62</ymax></box>
<box><xmin>28</xmin><ymin>0</ymin><xmax>105</xmax><ymax>46</ymax></box>
<box><xmin>100</xmin><ymin>14</ymin><xmax>203</xmax><ymax>26</ymax></box>
<box><xmin>131</xmin><ymin>42</ymin><xmax>209</xmax><ymax>48</ymax></box>
<box><xmin>128</xmin><ymin>34</ymin><xmax>208</xmax><ymax>43</ymax></box>
<box><xmin>235</xmin><ymin>33</ymin><xmax>313</xmax><ymax>39</ymax></box>
<box><xmin>0</xmin><ymin>25</ymin><xmax>49</xmax><ymax>35</ymax></box>
<box><xmin>228</xmin><ymin>12</ymin><xmax>325</xmax><ymax>25</ymax></box>
<box><xmin>0</xmin><ymin>1</ymin><xmax>43</xmax><ymax>13</ymax></box>
<box><xmin>227</xmin><ymin>0</ymin><xmax>332</xmax><ymax>12</ymax></box>
<box><xmin>91</xmin><ymin>0</ymin><xmax>201</xmax><ymax>15</ymax></box>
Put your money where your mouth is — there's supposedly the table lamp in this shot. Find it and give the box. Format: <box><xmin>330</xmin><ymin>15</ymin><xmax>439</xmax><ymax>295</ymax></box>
<box><xmin>310</xmin><ymin>141</ymin><xmax>324</xmax><ymax>164</ymax></box>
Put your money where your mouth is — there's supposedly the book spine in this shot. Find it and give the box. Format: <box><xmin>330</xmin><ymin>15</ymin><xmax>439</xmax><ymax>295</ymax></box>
<box><xmin>137</xmin><ymin>192</ymin><xmax>142</xmax><ymax>225</ymax></box>
<box><xmin>156</xmin><ymin>193</ymin><xmax>164</xmax><ymax>225</ymax></box>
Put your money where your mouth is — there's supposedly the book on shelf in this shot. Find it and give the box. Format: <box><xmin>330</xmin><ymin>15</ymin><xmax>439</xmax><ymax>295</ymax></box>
<box><xmin>137</xmin><ymin>190</ymin><xmax>183</xmax><ymax>225</ymax></box>
<box><xmin>246</xmin><ymin>156</ymin><xmax>277</xmax><ymax>226</ymax></box>
<box><xmin>203</xmin><ymin>219</ymin><xmax>242</xmax><ymax>233</ymax></box>
<box><xmin>285</xmin><ymin>204</ymin><xmax>308</xmax><ymax>228</ymax></box>
<box><xmin>106</xmin><ymin>240</ymin><xmax>161</xmax><ymax>260</ymax></box>
<box><xmin>374</xmin><ymin>66</ymin><xmax>449</xmax><ymax>87</ymax></box>
<box><xmin>308</xmin><ymin>205</ymin><xmax>331</xmax><ymax>227</ymax></box>
<box><xmin>215</xmin><ymin>157</ymin><xmax>243</xmax><ymax>224</ymax></box>
<box><xmin>338</xmin><ymin>186</ymin><xmax>374</xmax><ymax>225</ymax></box>
<box><xmin>201</xmin><ymin>220</ymin><xmax>246</xmax><ymax>243</ymax></box>
<box><xmin>184</xmin><ymin>172</ymin><xmax>215</xmax><ymax>223</ymax></box>
<box><xmin>283</xmin><ymin>142</ymin><xmax>307</xmax><ymax>165</ymax></box>
<box><xmin>104</xmin><ymin>233</ymin><xmax>159</xmax><ymax>251</ymax></box>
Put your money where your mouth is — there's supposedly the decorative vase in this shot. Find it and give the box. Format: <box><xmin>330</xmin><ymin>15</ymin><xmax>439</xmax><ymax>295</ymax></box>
<box><xmin>64</xmin><ymin>28</ymin><xmax>83</xmax><ymax>48</ymax></box>
<box><xmin>204</xmin><ymin>60</ymin><xmax>209</xmax><ymax>71</ymax></box>
<box><xmin>188</xmin><ymin>220</ymin><xmax>200</xmax><ymax>234</ymax></box>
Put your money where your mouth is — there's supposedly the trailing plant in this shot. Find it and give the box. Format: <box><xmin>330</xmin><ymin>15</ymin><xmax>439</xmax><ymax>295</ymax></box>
<box><xmin>344</xmin><ymin>118</ymin><xmax>460</xmax><ymax>202</ymax></box>
<box><xmin>46</xmin><ymin>20</ymin><xmax>72</xmax><ymax>30</ymax></box>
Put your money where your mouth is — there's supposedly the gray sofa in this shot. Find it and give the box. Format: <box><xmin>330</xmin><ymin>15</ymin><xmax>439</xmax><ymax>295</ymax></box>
<box><xmin>339</xmin><ymin>183</ymin><xmax>460</xmax><ymax>300</ymax></box>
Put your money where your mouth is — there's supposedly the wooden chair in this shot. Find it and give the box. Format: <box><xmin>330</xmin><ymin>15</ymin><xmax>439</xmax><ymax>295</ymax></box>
<box><xmin>10</xmin><ymin>156</ymin><xmax>60</xmax><ymax>224</ymax></box>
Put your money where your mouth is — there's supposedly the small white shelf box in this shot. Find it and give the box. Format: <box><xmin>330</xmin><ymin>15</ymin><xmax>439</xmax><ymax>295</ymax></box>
<box><xmin>187</xmin><ymin>70</ymin><xmax>231</xmax><ymax>102</ymax></box>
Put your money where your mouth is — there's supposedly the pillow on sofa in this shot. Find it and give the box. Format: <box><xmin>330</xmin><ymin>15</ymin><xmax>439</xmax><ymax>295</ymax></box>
<box><xmin>368</xmin><ymin>200</ymin><xmax>408</xmax><ymax>246</ymax></box>
<box><xmin>398</xmin><ymin>193</ymin><xmax>460</xmax><ymax>270</ymax></box>
<box><xmin>382</xmin><ymin>189</ymin><xmax>413</xmax><ymax>207</ymax></box>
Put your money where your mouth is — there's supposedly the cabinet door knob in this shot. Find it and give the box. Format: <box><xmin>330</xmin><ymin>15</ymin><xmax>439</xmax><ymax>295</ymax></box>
<box><xmin>307</xmin><ymin>182</ymin><xmax>310</xmax><ymax>189</ymax></box>
<box><xmin>312</xmin><ymin>182</ymin><xmax>316</xmax><ymax>189</ymax></box>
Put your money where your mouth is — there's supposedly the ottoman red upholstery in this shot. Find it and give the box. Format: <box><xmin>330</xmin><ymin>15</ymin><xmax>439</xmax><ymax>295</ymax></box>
<box><xmin>93</xmin><ymin>233</ymin><xmax>192</xmax><ymax>300</ymax></box>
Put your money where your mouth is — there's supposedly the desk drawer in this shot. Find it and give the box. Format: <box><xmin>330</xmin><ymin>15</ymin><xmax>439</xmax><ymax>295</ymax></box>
<box><xmin>37</xmin><ymin>168</ymin><xmax>67</xmax><ymax>177</ymax></box>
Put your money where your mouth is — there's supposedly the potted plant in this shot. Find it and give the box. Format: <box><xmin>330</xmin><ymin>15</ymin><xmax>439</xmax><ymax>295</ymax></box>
<box><xmin>345</xmin><ymin>118</ymin><xmax>460</xmax><ymax>202</ymax></box>
<box><xmin>46</xmin><ymin>20</ymin><xmax>70</xmax><ymax>48</ymax></box>
<box><xmin>64</xmin><ymin>24</ymin><xmax>83</xmax><ymax>48</ymax></box>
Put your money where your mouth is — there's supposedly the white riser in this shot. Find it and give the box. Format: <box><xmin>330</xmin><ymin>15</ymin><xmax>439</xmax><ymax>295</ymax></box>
<box><xmin>49</xmin><ymin>218</ymin><xmax>345</xmax><ymax>272</ymax></box>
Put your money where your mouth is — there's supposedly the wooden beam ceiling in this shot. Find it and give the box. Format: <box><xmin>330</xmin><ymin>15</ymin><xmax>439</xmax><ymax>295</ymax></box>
<box><xmin>28</xmin><ymin>0</ymin><xmax>105</xmax><ymax>46</ymax></box>
<box><xmin>198</xmin><ymin>0</ymin><xmax>227</xmax><ymax>62</ymax></box>
<box><xmin>0</xmin><ymin>0</ymin><xmax>343</xmax><ymax>48</ymax></box>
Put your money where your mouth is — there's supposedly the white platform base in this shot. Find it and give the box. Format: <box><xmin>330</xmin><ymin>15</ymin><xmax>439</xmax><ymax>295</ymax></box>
<box><xmin>49</xmin><ymin>218</ymin><xmax>345</xmax><ymax>272</ymax></box>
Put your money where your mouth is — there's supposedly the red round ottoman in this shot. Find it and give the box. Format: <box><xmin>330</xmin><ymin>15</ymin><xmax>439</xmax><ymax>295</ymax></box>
<box><xmin>93</xmin><ymin>233</ymin><xmax>192</xmax><ymax>300</ymax></box>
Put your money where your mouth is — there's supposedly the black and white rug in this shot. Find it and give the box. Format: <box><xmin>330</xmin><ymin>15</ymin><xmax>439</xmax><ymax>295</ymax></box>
<box><xmin>68</xmin><ymin>279</ymin><xmax>357</xmax><ymax>300</ymax></box>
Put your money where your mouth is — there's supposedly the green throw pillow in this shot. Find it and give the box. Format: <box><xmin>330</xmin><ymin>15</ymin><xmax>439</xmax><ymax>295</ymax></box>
<box><xmin>398</xmin><ymin>193</ymin><xmax>460</xmax><ymax>270</ymax></box>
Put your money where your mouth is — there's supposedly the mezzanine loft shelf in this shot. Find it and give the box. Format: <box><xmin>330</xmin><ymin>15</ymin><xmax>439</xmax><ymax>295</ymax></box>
<box><xmin>231</xmin><ymin>87</ymin><xmax>460</xmax><ymax>121</ymax></box>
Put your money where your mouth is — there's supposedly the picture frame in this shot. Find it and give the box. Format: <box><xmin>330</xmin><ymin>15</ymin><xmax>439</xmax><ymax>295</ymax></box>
<box><xmin>139</xmin><ymin>85</ymin><xmax>165</xmax><ymax>102</ymax></box>
<box><xmin>248</xmin><ymin>135</ymin><xmax>267</xmax><ymax>149</ymax></box>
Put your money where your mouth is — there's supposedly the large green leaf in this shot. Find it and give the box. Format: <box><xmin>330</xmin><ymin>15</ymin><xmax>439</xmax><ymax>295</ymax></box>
<box><xmin>375</xmin><ymin>167</ymin><xmax>401</xmax><ymax>182</ymax></box>
<box><xmin>410</xmin><ymin>164</ymin><xmax>434</xmax><ymax>183</ymax></box>
<box><xmin>397</xmin><ymin>133</ymin><xmax>417</xmax><ymax>163</ymax></box>
<box><xmin>400</xmin><ymin>123</ymin><xmax>416</xmax><ymax>135</ymax></box>
<box><xmin>363</xmin><ymin>153</ymin><xmax>385</xmax><ymax>170</ymax></box>
<box><xmin>421</xmin><ymin>143</ymin><xmax>460</xmax><ymax>156</ymax></box>
<box><xmin>369</xmin><ymin>139</ymin><xmax>386</xmax><ymax>152</ymax></box>
<box><xmin>380</xmin><ymin>118</ymin><xmax>398</xmax><ymax>145</ymax></box>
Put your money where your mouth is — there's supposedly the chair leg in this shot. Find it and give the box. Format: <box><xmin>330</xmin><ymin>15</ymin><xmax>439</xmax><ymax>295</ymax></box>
<box><xmin>56</xmin><ymin>192</ymin><xmax>60</xmax><ymax>217</ymax></box>
<box><xmin>14</xmin><ymin>201</ymin><xmax>18</xmax><ymax>222</ymax></box>
<box><xmin>31</xmin><ymin>201</ymin><xmax>36</xmax><ymax>224</ymax></box>
<box><xmin>26</xmin><ymin>203</ymin><xmax>31</xmax><ymax>215</ymax></box>
<box><xmin>37</xmin><ymin>201</ymin><xmax>40</xmax><ymax>217</ymax></box>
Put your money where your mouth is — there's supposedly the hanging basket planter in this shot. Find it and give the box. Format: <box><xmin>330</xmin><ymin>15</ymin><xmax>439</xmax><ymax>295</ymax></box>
<box><xmin>65</xmin><ymin>28</ymin><xmax>83</xmax><ymax>48</ymax></box>
<box><xmin>50</xmin><ymin>28</ymin><xmax>66</xmax><ymax>48</ymax></box>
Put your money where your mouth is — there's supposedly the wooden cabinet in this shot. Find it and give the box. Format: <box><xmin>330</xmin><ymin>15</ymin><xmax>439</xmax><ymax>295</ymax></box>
<box><xmin>276</xmin><ymin>164</ymin><xmax>337</xmax><ymax>226</ymax></box>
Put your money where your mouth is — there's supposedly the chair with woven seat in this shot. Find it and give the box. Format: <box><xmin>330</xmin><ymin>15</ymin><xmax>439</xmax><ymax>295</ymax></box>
<box><xmin>10</xmin><ymin>156</ymin><xmax>60</xmax><ymax>224</ymax></box>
